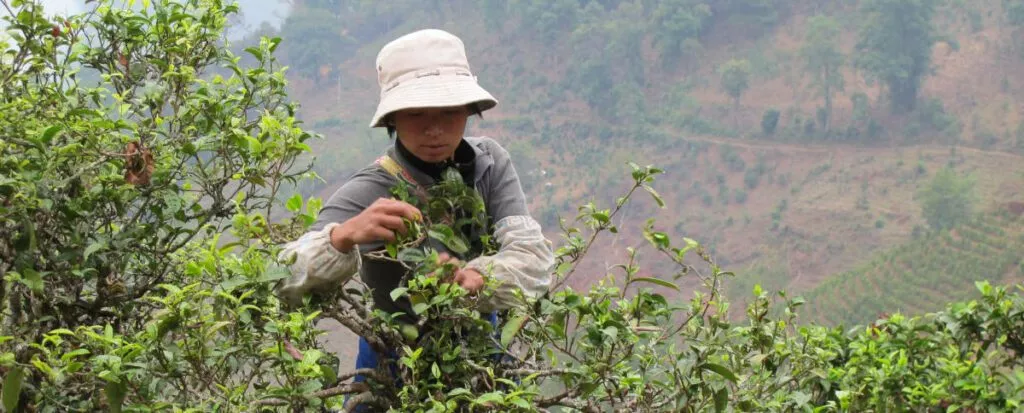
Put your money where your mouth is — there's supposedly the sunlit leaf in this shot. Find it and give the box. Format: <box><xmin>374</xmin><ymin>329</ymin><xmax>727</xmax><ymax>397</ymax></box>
<box><xmin>500</xmin><ymin>313</ymin><xmax>529</xmax><ymax>348</ymax></box>
<box><xmin>702</xmin><ymin>363</ymin><xmax>738</xmax><ymax>383</ymax></box>
<box><xmin>629</xmin><ymin>277</ymin><xmax>679</xmax><ymax>292</ymax></box>
<box><xmin>2</xmin><ymin>367</ymin><xmax>24</xmax><ymax>412</ymax></box>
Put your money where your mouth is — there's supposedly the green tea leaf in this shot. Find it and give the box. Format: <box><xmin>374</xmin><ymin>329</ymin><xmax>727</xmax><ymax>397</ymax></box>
<box><xmin>397</xmin><ymin>248</ymin><xmax>425</xmax><ymax>263</ymax></box>
<box><xmin>500</xmin><ymin>313</ymin><xmax>529</xmax><ymax>348</ymax></box>
<box><xmin>2</xmin><ymin>366</ymin><xmax>23</xmax><ymax>412</ymax></box>
<box><xmin>410</xmin><ymin>293</ymin><xmax>428</xmax><ymax>315</ymax></box>
<box><xmin>40</xmin><ymin>124</ymin><xmax>63</xmax><ymax>144</ymax></box>
<box><xmin>443</xmin><ymin>236</ymin><xmax>469</xmax><ymax>255</ymax></box>
<box><xmin>257</xmin><ymin>266</ymin><xmax>290</xmax><ymax>283</ymax></box>
<box><xmin>714</xmin><ymin>387</ymin><xmax>728</xmax><ymax>412</ymax></box>
<box><xmin>702</xmin><ymin>362</ymin><xmax>739</xmax><ymax>383</ymax></box>
<box><xmin>643</xmin><ymin>184</ymin><xmax>665</xmax><ymax>208</ymax></box>
<box><xmin>84</xmin><ymin>240</ymin><xmax>107</xmax><ymax>261</ymax></box>
<box><xmin>21</xmin><ymin>268</ymin><xmax>43</xmax><ymax>293</ymax></box>
<box><xmin>105</xmin><ymin>380</ymin><xmax>127</xmax><ymax>413</ymax></box>
<box><xmin>390</xmin><ymin>287</ymin><xmax>409</xmax><ymax>302</ymax></box>
<box><xmin>285</xmin><ymin>193</ymin><xmax>302</xmax><ymax>213</ymax></box>
<box><xmin>629</xmin><ymin>277</ymin><xmax>679</xmax><ymax>292</ymax></box>
<box><xmin>244</xmin><ymin>46</ymin><xmax>263</xmax><ymax>61</ymax></box>
<box><xmin>473</xmin><ymin>392</ymin><xmax>503</xmax><ymax>406</ymax></box>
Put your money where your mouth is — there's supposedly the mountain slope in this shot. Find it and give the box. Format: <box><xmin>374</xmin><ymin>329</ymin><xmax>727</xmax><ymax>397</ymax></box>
<box><xmin>245</xmin><ymin>0</ymin><xmax>1024</xmax><ymax>326</ymax></box>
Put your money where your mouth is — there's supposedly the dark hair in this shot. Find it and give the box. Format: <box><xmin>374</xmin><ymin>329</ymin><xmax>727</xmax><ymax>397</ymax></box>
<box><xmin>386</xmin><ymin>102</ymin><xmax>485</xmax><ymax>138</ymax></box>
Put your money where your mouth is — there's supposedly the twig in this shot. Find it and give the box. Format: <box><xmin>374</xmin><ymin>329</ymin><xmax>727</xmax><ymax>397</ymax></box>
<box><xmin>504</xmin><ymin>367</ymin><xmax>575</xmax><ymax>378</ymax></box>
<box><xmin>251</xmin><ymin>382</ymin><xmax>370</xmax><ymax>407</ymax></box>
<box><xmin>343</xmin><ymin>392</ymin><xmax>382</xmax><ymax>412</ymax></box>
<box><xmin>552</xmin><ymin>183</ymin><xmax>643</xmax><ymax>291</ymax></box>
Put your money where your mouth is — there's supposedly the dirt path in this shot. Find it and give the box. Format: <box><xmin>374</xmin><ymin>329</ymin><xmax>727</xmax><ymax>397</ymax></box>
<box><xmin>674</xmin><ymin>133</ymin><xmax>1024</xmax><ymax>160</ymax></box>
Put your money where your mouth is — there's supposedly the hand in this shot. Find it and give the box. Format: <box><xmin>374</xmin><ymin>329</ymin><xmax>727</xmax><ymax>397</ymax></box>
<box><xmin>330</xmin><ymin>198</ymin><xmax>421</xmax><ymax>253</ymax></box>
<box><xmin>433</xmin><ymin>252</ymin><xmax>484</xmax><ymax>295</ymax></box>
<box><xmin>452</xmin><ymin>268</ymin><xmax>485</xmax><ymax>295</ymax></box>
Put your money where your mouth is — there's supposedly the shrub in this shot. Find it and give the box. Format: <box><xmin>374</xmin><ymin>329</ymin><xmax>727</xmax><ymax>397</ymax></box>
<box><xmin>744</xmin><ymin>168</ymin><xmax>762</xmax><ymax>189</ymax></box>
<box><xmin>734</xmin><ymin>189</ymin><xmax>748</xmax><ymax>204</ymax></box>
<box><xmin>761</xmin><ymin>108</ymin><xmax>781</xmax><ymax>135</ymax></box>
<box><xmin>0</xmin><ymin>1</ymin><xmax>320</xmax><ymax>410</ymax></box>
<box><xmin>3</xmin><ymin>2</ymin><xmax>1024</xmax><ymax>412</ymax></box>
<box><xmin>720</xmin><ymin>144</ymin><xmax>746</xmax><ymax>172</ymax></box>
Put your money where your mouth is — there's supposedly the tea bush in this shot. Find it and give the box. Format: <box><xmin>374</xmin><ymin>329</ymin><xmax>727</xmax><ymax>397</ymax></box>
<box><xmin>1</xmin><ymin>2</ymin><xmax>1023</xmax><ymax>412</ymax></box>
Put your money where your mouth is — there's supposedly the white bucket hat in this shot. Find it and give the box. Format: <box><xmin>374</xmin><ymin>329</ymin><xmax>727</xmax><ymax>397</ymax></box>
<box><xmin>369</xmin><ymin>29</ymin><xmax>498</xmax><ymax>128</ymax></box>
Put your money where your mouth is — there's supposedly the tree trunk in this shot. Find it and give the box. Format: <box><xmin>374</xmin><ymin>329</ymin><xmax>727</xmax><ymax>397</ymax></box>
<box><xmin>824</xmin><ymin>66</ymin><xmax>832</xmax><ymax>132</ymax></box>
<box><xmin>734</xmin><ymin>96</ymin><xmax>741</xmax><ymax>131</ymax></box>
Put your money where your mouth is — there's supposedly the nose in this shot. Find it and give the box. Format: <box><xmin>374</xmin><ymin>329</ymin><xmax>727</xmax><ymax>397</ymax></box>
<box><xmin>424</xmin><ymin>124</ymin><xmax>443</xmax><ymax>137</ymax></box>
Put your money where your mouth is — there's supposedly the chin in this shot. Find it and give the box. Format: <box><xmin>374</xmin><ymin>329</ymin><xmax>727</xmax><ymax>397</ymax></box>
<box><xmin>417</xmin><ymin>147</ymin><xmax>454</xmax><ymax>162</ymax></box>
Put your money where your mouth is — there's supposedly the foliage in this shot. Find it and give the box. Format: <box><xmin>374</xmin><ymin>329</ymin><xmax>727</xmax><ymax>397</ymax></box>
<box><xmin>800</xmin><ymin>15</ymin><xmax>844</xmax><ymax>131</ymax></box>
<box><xmin>719</xmin><ymin>58</ymin><xmax>751</xmax><ymax>109</ymax></box>
<box><xmin>919</xmin><ymin>166</ymin><xmax>977</xmax><ymax>231</ymax></box>
<box><xmin>512</xmin><ymin>0</ymin><xmax>579</xmax><ymax>44</ymax></box>
<box><xmin>564</xmin><ymin>1</ymin><xmax>646</xmax><ymax>122</ymax></box>
<box><xmin>277</xmin><ymin>5</ymin><xmax>355</xmax><ymax>83</ymax></box>
<box><xmin>651</xmin><ymin>0</ymin><xmax>712</xmax><ymax>65</ymax></box>
<box><xmin>708</xmin><ymin>0</ymin><xmax>787</xmax><ymax>36</ymax></box>
<box><xmin>1007</xmin><ymin>0</ymin><xmax>1024</xmax><ymax>26</ymax></box>
<box><xmin>761</xmin><ymin>108</ymin><xmax>780</xmax><ymax>136</ymax></box>
<box><xmin>855</xmin><ymin>0</ymin><xmax>940</xmax><ymax>114</ymax></box>
<box><xmin>3</xmin><ymin>2</ymin><xmax>1024</xmax><ymax>413</ymax></box>
<box><xmin>0</xmin><ymin>0</ymin><xmax>326</xmax><ymax>411</ymax></box>
<box><xmin>804</xmin><ymin>211</ymin><xmax>1024</xmax><ymax>327</ymax></box>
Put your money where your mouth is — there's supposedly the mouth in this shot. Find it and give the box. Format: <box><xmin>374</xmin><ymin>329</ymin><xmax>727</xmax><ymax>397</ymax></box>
<box><xmin>422</xmin><ymin>143</ymin><xmax>448</xmax><ymax>151</ymax></box>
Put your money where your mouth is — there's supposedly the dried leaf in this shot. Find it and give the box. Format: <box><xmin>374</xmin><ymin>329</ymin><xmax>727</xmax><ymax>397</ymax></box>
<box><xmin>283</xmin><ymin>339</ymin><xmax>303</xmax><ymax>361</ymax></box>
<box><xmin>124</xmin><ymin>141</ymin><xmax>154</xmax><ymax>186</ymax></box>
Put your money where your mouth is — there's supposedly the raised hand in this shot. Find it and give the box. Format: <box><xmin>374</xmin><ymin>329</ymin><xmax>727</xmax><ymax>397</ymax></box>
<box><xmin>329</xmin><ymin>198</ymin><xmax>422</xmax><ymax>253</ymax></box>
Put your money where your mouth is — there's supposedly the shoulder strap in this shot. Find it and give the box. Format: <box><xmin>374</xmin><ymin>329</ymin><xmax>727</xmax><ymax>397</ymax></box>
<box><xmin>374</xmin><ymin>154</ymin><xmax>420</xmax><ymax>190</ymax></box>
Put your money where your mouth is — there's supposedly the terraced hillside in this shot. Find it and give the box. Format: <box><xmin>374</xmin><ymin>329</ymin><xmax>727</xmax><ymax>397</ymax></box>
<box><xmin>799</xmin><ymin>208</ymin><xmax>1024</xmax><ymax>327</ymax></box>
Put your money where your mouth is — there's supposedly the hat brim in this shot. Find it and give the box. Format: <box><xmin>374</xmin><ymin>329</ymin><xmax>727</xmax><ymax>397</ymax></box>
<box><xmin>370</xmin><ymin>76</ymin><xmax>498</xmax><ymax>128</ymax></box>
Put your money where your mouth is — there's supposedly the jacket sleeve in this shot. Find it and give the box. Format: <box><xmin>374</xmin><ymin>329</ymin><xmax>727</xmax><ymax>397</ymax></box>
<box><xmin>466</xmin><ymin>215</ymin><xmax>555</xmax><ymax>312</ymax></box>
<box><xmin>276</xmin><ymin>222</ymin><xmax>362</xmax><ymax>306</ymax></box>
<box><xmin>465</xmin><ymin>138</ymin><xmax>554</xmax><ymax>311</ymax></box>
<box><xmin>275</xmin><ymin>169</ymin><xmax>391</xmax><ymax>306</ymax></box>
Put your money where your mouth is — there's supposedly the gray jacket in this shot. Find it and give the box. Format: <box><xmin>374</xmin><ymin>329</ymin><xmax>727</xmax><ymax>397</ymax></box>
<box><xmin>277</xmin><ymin>136</ymin><xmax>554</xmax><ymax>319</ymax></box>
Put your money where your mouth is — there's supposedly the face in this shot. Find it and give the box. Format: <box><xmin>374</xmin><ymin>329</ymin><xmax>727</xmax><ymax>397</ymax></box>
<box><xmin>391</xmin><ymin>106</ymin><xmax>470</xmax><ymax>163</ymax></box>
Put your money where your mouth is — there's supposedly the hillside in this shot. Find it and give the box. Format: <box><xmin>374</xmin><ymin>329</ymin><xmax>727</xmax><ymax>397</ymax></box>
<box><xmin>235</xmin><ymin>0</ymin><xmax>1024</xmax><ymax>329</ymax></box>
<box><xmin>801</xmin><ymin>206</ymin><xmax>1024</xmax><ymax>327</ymax></box>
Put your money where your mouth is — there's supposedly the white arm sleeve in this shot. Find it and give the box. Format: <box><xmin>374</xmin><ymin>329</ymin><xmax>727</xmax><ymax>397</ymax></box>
<box><xmin>276</xmin><ymin>223</ymin><xmax>361</xmax><ymax>305</ymax></box>
<box><xmin>465</xmin><ymin>215</ymin><xmax>555</xmax><ymax>312</ymax></box>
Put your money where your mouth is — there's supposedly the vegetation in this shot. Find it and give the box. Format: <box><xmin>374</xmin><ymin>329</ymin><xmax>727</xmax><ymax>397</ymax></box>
<box><xmin>919</xmin><ymin>166</ymin><xmax>977</xmax><ymax>231</ymax></box>
<box><xmin>277</xmin><ymin>4</ymin><xmax>354</xmax><ymax>84</ymax></box>
<box><xmin>802</xmin><ymin>210</ymin><xmax>1024</xmax><ymax>327</ymax></box>
<box><xmin>854</xmin><ymin>0</ymin><xmax>940</xmax><ymax>114</ymax></box>
<box><xmin>800</xmin><ymin>15</ymin><xmax>844</xmax><ymax>132</ymax></box>
<box><xmin>719</xmin><ymin>59</ymin><xmax>752</xmax><ymax>112</ymax></box>
<box><xmin>3</xmin><ymin>1</ymin><xmax>1023</xmax><ymax>411</ymax></box>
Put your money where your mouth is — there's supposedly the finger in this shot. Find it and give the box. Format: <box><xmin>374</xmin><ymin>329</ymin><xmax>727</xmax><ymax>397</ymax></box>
<box><xmin>369</xmin><ymin>226</ymin><xmax>396</xmax><ymax>243</ymax></box>
<box><xmin>375</xmin><ymin>215</ymin><xmax>408</xmax><ymax>235</ymax></box>
<box><xmin>458</xmin><ymin>270</ymin><xmax>484</xmax><ymax>293</ymax></box>
<box><xmin>375</xmin><ymin>200</ymin><xmax>422</xmax><ymax>222</ymax></box>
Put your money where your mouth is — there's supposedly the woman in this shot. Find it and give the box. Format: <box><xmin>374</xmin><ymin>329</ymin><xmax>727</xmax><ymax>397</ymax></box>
<box><xmin>276</xmin><ymin>28</ymin><xmax>555</xmax><ymax>404</ymax></box>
